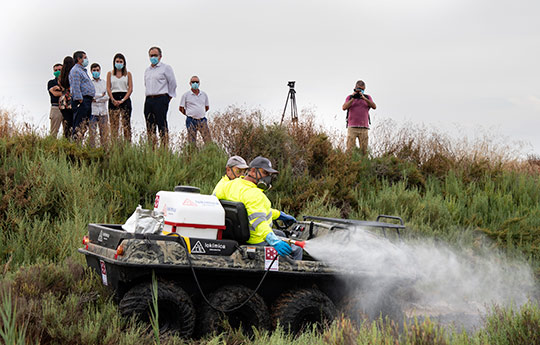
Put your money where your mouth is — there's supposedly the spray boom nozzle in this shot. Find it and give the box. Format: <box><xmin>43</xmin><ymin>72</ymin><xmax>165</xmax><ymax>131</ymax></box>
<box><xmin>286</xmin><ymin>239</ymin><xmax>306</xmax><ymax>249</ymax></box>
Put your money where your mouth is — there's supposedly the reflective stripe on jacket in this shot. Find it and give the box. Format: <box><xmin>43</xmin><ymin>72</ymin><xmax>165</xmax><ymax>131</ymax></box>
<box><xmin>216</xmin><ymin>177</ymin><xmax>274</xmax><ymax>244</ymax></box>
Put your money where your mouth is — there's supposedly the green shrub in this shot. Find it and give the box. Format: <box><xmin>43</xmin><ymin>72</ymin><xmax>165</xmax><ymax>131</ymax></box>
<box><xmin>480</xmin><ymin>303</ymin><xmax>540</xmax><ymax>345</ymax></box>
<box><xmin>1</xmin><ymin>108</ymin><xmax>540</xmax><ymax>343</ymax></box>
<box><xmin>0</xmin><ymin>290</ymin><xmax>28</xmax><ymax>345</ymax></box>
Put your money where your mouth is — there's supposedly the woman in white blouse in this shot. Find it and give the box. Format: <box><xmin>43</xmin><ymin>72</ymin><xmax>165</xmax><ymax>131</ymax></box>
<box><xmin>106</xmin><ymin>53</ymin><xmax>133</xmax><ymax>142</ymax></box>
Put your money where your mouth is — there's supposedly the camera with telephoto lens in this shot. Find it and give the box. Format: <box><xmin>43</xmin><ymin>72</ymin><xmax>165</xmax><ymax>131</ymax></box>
<box><xmin>288</xmin><ymin>81</ymin><xmax>296</xmax><ymax>88</ymax></box>
<box><xmin>351</xmin><ymin>92</ymin><xmax>363</xmax><ymax>99</ymax></box>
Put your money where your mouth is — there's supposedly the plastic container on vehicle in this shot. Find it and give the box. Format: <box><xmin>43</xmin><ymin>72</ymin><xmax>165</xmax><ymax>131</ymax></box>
<box><xmin>153</xmin><ymin>191</ymin><xmax>226</xmax><ymax>239</ymax></box>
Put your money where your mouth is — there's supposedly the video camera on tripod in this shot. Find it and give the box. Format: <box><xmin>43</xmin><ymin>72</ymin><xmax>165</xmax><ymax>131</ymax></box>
<box><xmin>281</xmin><ymin>81</ymin><xmax>298</xmax><ymax>124</ymax></box>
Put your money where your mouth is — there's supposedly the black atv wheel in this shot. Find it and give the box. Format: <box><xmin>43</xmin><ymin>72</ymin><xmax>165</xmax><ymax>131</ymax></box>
<box><xmin>272</xmin><ymin>288</ymin><xmax>337</xmax><ymax>334</ymax></box>
<box><xmin>198</xmin><ymin>285</ymin><xmax>270</xmax><ymax>336</ymax></box>
<box><xmin>118</xmin><ymin>281</ymin><xmax>195</xmax><ymax>338</ymax></box>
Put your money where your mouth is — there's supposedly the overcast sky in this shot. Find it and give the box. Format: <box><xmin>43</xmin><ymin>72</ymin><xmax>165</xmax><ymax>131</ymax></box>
<box><xmin>1</xmin><ymin>0</ymin><xmax>539</xmax><ymax>155</ymax></box>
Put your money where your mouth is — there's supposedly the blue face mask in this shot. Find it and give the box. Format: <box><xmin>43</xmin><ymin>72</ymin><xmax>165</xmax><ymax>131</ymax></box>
<box><xmin>150</xmin><ymin>56</ymin><xmax>159</xmax><ymax>65</ymax></box>
<box><xmin>191</xmin><ymin>82</ymin><xmax>199</xmax><ymax>90</ymax></box>
<box><xmin>115</xmin><ymin>63</ymin><xmax>124</xmax><ymax>70</ymax></box>
<box><xmin>82</xmin><ymin>58</ymin><xmax>89</xmax><ymax>68</ymax></box>
<box><xmin>92</xmin><ymin>71</ymin><xmax>100</xmax><ymax>79</ymax></box>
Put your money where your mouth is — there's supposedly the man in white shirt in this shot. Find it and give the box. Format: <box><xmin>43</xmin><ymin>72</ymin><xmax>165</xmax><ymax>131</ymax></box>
<box><xmin>144</xmin><ymin>46</ymin><xmax>177</xmax><ymax>148</ymax></box>
<box><xmin>179</xmin><ymin>76</ymin><xmax>212</xmax><ymax>144</ymax></box>
<box><xmin>90</xmin><ymin>63</ymin><xmax>109</xmax><ymax>147</ymax></box>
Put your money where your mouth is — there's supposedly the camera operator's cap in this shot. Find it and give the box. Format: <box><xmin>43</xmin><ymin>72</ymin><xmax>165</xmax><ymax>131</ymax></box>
<box><xmin>249</xmin><ymin>156</ymin><xmax>278</xmax><ymax>174</ymax></box>
<box><xmin>226</xmin><ymin>155</ymin><xmax>249</xmax><ymax>169</ymax></box>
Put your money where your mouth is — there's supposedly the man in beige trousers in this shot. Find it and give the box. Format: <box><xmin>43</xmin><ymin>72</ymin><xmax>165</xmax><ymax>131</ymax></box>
<box><xmin>47</xmin><ymin>63</ymin><xmax>63</xmax><ymax>136</ymax></box>
<box><xmin>342</xmin><ymin>80</ymin><xmax>377</xmax><ymax>154</ymax></box>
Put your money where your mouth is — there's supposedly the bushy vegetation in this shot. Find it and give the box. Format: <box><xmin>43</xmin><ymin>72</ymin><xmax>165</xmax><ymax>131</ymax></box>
<box><xmin>0</xmin><ymin>108</ymin><xmax>539</xmax><ymax>344</ymax></box>
<box><xmin>2</xmin><ymin>262</ymin><xmax>539</xmax><ymax>345</ymax></box>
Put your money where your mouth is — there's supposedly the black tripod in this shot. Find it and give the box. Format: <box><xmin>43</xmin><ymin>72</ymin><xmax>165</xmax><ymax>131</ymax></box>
<box><xmin>280</xmin><ymin>81</ymin><xmax>298</xmax><ymax>124</ymax></box>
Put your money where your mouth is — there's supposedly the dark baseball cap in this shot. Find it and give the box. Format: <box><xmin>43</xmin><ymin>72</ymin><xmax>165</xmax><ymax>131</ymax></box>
<box><xmin>249</xmin><ymin>156</ymin><xmax>278</xmax><ymax>173</ymax></box>
<box><xmin>226</xmin><ymin>156</ymin><xmax>249</xmax><ymax>169</ymax></box>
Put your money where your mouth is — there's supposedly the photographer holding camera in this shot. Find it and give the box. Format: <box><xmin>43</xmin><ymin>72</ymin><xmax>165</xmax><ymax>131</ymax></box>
<box><xmin>342</xmin><ymin>80</ymin><xmax>376</xmax><ymax>154</ymax></box>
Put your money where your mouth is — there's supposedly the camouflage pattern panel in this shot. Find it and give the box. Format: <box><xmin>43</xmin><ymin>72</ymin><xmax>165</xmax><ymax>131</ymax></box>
<box><xmin>115</xmin><ymin>238</ymin><xmax>336</xmax><ymax>274</ymax></box>
<box><xmin>118</xmin><ymin>239</ymin><xmax>188</xmax><ymax>265</ymax></box>
<box><xmin>86</xmin><ymin>243</ymin><xmax>117</xmax><ymax>260</ymax></box>
<box><xmin>239</xmin><ymin>246</ymin><xmax>337</xmax><ymax>274</ymax></box>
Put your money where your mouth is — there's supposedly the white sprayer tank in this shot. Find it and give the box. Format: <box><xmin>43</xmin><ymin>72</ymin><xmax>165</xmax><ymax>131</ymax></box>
<box><xmin>153</xmin><ymin>188</ymin><xmax>225</xmax><ymax>239</ymax></box>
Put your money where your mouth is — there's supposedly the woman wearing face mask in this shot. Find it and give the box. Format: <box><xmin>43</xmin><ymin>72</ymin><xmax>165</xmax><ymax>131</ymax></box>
<box><xmin>106</xmin><ymin>53</ymin><xmax>133</xmax><ymax>142</ymax></box>
<box><xmin>58</xmin><ymin>56</ymin><xmax>75</xmax><ymax>139</ymax></box>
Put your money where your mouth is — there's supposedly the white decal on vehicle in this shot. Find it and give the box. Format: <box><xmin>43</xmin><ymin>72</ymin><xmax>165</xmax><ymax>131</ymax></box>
<box><xmin>265</xmin><ymin>247</ymin><xmax>279</xmax><ymax>271</ymax></box>
<box><xmin>99</xmin><ymin>260</ymin><xmax>108</xmax><ymax>286</ymax></box>
<box><xmin>191</xmin><ymin>241</ymin><xmax>206</xmax><ymax>254</ymax></box>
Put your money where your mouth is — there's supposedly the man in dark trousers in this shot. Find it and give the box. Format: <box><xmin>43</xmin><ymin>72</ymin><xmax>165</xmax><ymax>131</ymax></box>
<box><xmin>47</xmin><ymin>63</ymin><xmax>63</xmax><ymax>137</ymax></box>
<box><xmin>144</xmin><ymin>46</ymin><xmax>177</xmax><ymax>148</ymax></box>
<box><xmin>342</xmin><ymin>80</ymin><xmax>376</xmax><ymax>154</ymax></box>
<box><xmin>69</xmin><ymin>51</ymin><xmax>95</xmax><ymax>141</ymax></box>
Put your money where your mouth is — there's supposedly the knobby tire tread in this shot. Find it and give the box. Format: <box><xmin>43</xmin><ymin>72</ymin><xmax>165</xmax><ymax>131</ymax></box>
<box><xmin>118</xmin><ymin>280</ymin><xmax>196</xmax><ymax>338</ymax></box>
<box><xmin>271</xmin><ymin>288</ymin><xmax>337</xmax><ymax>334</ymax></box>
<box><xmin>198</xmin><ymin>285</ymin><xmax>270</xmax><ymax>336</ymax></box>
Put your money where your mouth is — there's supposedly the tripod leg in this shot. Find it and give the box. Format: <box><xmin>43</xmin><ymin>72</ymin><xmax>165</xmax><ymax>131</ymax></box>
<box><xmin>291</xmin><ymin>92</ymin><xmax>298</xmax><ymax>122</ymax></box>
<box><xmin>281</xmin><ymin>90</ymin><xmax>291</xmax><ymax>125</ymax></box>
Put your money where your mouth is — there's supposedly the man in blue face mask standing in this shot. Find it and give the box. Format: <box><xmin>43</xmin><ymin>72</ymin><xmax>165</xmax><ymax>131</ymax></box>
<box><xmin>69</xmin><ymin>50</ymin><xmax>95</xmax><ymax>141</ymax></box>
<box><xmin>144</xmin><ymin>46</ymin><xmax>177</xmax><ymax>149</ymax></box>
<box><xmin>179</xmin><ymin>76</ymin><xmax>212</xmax><ymax>145</ymax></box>
<box><xmin>89</xmin><ymin>63</ymin><xmax>109</xmax><ymax>147</ymax></box>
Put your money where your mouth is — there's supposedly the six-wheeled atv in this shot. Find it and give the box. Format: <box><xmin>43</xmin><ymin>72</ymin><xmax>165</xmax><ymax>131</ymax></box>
<box><xmin>79</xmin><ymin>188</ymin><xmax>406</xmax><ymax>337</ymax></box>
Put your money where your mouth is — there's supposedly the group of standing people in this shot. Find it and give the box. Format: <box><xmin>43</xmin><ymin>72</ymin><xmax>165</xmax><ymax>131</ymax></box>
<box><xmin>47</xmin><ymin>47</ymin><xmax>212</xmax><ymax>148</ymax></box>
<box><xmin>48</xmin><ymin>52</ymin><xmax>133</xmax><ymax>145</ymax></box>
<box><xmin>48</xmin><ymin>47</ymin><xmax>376</xmax><ymax>153</ymax></box>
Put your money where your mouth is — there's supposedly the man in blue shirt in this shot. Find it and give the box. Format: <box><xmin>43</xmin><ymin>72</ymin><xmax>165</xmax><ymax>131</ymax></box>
<box><xmin>69</xmin><ymin>51</ymin><xmax>95</xmax><ymax>141</ymax></box>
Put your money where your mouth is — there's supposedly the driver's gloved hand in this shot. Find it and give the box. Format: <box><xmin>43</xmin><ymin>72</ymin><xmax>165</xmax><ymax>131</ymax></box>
<box><xmin>265</xmin><ymin>232</ymin><xmax>292</xmax><ymax>257</ymax></box>
<box><xmin>273</xmin><ymin>241</ymin><xmax>292</xmax><ymax>257</ymax></box>
<box><xmin>277</xmin><ymin>212</ymin><xmax>296</xmax><ymax>226</ymax></box>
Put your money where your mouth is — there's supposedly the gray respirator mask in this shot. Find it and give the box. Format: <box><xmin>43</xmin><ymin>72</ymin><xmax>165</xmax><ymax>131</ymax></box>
<box><xmin>255</xmin><ymin>170</ymin><xmax>273</xmax><ymax>191</ymax></box>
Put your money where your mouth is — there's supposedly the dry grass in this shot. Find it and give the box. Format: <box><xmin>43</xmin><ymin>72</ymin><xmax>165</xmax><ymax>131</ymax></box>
<box><xmin>0</xmin><ymin>109</ymin><xmax>15</xmax><ymax>138</ymax></box>
<box><xmin>371</xmin><ymin>118</ymin><xmax>539</xmax><ymax>176</ymax></box>
<box><xmin>3</xmin><ymin>105</ymin><xmax>537</xmax><ymax>176</ymax></box>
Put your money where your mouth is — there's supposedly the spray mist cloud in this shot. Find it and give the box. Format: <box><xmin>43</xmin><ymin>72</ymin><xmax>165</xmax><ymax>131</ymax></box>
<box><xmin>305</xmin><ymin>226</ymin><xmax>535</xmax><ymax>327</ymax></box>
